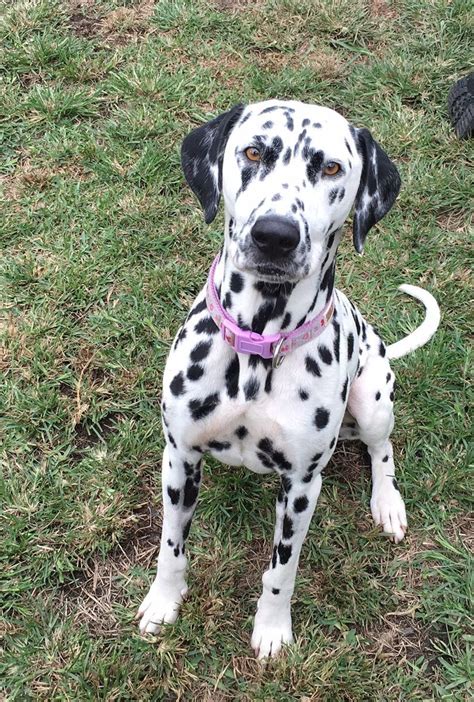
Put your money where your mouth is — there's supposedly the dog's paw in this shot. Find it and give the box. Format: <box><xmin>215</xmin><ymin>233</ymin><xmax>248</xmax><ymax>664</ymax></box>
<box><xmin>137</xmin><ymin>577</ymin><xmax>188</xmax><ymax>635</ymax></box>
<box><xmin>371</xmin><ymin>484</ymin><xmax>407</xmax><ymax>543</ymax></box>
<box><xmin>251</xmin><ymin>609</ymin><xmax>293</xmax><ymax>659</ymax></box>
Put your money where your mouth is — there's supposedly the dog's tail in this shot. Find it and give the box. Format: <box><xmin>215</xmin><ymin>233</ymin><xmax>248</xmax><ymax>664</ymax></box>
<box><xmin>386</xmin><ymin>285</ymin><xmax>441</xmax><ymax>360</ymax></box>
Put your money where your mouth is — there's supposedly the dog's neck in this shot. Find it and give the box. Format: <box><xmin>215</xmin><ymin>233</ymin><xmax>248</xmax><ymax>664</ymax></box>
<box><xmin>214</xmin><ymin>222</ymin><xmax>342</xmax><ymax>337</ymax></box>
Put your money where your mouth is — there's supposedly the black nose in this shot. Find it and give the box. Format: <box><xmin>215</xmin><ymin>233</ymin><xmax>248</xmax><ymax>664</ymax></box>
<box><xmin>251</xmin><ymin>216</ymin><xmax>300</xmax><ymax>258</ymax></box>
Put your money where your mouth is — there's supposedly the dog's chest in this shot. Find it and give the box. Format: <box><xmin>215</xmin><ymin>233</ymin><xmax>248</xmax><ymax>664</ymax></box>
<box><xmin>185</xmin><ymin>349</ymin><xmax>344</xmax><ymax>473</ymax></box>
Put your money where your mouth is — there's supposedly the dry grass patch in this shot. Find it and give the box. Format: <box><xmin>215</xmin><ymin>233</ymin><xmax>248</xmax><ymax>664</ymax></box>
<box><xmin>99</xmin><ymin>0</ymin><xmax>156</xmax><ymax>42</ymax></box>
<box><xmin>56</xmin><ymin>501</ymin><xmax>161</xmax><ymax>635</ymax></box>
<box><xmin>1</xmin><ymin>158</ymin><xmax>89</xmax><ymax>200</ymax></box>
<box><xmin>251</xmin><ymin>43</ymin><xmax>345</xmax><ymax>80</ymax></box>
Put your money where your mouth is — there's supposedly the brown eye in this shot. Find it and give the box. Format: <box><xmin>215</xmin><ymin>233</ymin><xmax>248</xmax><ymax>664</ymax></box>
<box><xmin>245</xmin><ymin>147</ymin><xmax>261</xmax><ymax>162</ymax></box>
<box><xmin>323</xmin><ymin>162</ymin><xmax>341</xmax><ymax>176</ymax></box>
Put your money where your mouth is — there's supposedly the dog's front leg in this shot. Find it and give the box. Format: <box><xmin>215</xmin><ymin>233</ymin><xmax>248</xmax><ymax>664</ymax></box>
<box><xmin>251</xmin><ymin>472</ymin><xmax>323</xmax><ymax>659</ymax></box>
<box><xmin>137</xmin><ymin>442</ymin><xmax>202</xmax><ymax>634</ymax></box>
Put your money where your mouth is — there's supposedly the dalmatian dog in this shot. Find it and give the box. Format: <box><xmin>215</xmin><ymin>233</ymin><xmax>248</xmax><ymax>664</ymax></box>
<box><xmin>136</xmin><ymin>100</ymin><xmax>440</xmax><ymax>658</ymax></box>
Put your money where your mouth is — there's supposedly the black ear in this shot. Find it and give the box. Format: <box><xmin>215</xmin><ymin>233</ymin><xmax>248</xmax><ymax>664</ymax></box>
<box><xmin>352</xmin><ymin>127</ymin><xmax>401</xmax><ymax>253</ymax></box>
<box><xmin>181</xmin><ymin>104</ymin><xmax>245</xmax><ymax>224</ymax></box>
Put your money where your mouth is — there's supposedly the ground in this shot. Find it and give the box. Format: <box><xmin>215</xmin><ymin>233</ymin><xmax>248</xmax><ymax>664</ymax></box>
<box><xmin>1</xmin><ymin>0</ymin><xmax>472</xmax><ymax>700</ymax></box>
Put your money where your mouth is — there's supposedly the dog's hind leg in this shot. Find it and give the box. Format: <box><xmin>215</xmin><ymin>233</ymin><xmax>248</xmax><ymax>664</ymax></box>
<box><xmin>348</xmin><ymin>350</ymin><xmax>407</xmax><ymax>543</ymax></box>
<box><xmin>137</xmin><ymin>443</ymin><xmax>202</xmax><ymax>634</ymax></box>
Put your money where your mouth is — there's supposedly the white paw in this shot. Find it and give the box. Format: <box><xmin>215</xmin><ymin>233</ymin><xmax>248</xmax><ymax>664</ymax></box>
<box><xmin>371</xmin><ymin>484</ymin><xmax>408</xmax><ymax>543</ymax></box>
<box><xmin>251</xmin><ymin>608</ymin><xmax>293</xmax><ymax>659</ymax></box>
<box><xmin>137</xmin><ymin>577</ymin><xmax>188</xmax><ymax>635</ymax></box>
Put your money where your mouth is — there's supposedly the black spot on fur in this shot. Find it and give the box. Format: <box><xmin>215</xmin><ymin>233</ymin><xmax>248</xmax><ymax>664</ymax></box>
<box><xmin>299</xmin><ymin>389</ymin><xmax>309</xmax><ymax>400</ymax></box>
<box><xmin>329</xmin><ymin>437</ymin><xmax>336</xmax><ymax>449</ymax></box>
<box><xmin>282</xmin><ymin>312</ymin><xmax>292</xmax><ymax>329</ymax></box>
<box><xmin>191</xmin><ymin>340</ymin><xmax>212</xmax><ymax>363</ymax></box>
<box><xmin>315</xmin><ymin>407</ymin><xmax>330</xmax><ymax>430</ymax></box>
<box><xmin>173</xmin><ymin>546</ymin><xmax>180</xmax><ymax>557</ymax></box>
<box><xmin>390</xmin><ymin>391</ymin><xmax>395</xmax><ymax>402</ymax></box>
<box><xmin>307</xmin><ymin>149</ymin><xmax>324</xmax><ymax>185</ymax></box>
<box><xmin>272</xmin><ymin>545</ymin><xmax>278</xmax><ymax>568</ymax></box>
<box><xmin>258</xmin><ymin>437</ymin><xmax>273</xmax><ymax>454</ymax></box>
<box><xmin>223</xmin><ymin>292</ymin><xmax>232</xmax><ymax>310</ymax></box>
<box><xmin>262</xmin><ymin>120</ymin><xmax>273</xmax><ymax>129</ymax></box>
<box><xmin>294</xmin><ymin>496</ymin><xmax>309</xmax><ymax>513</ymax></box>
<box><xmin>168</xmin><ymin>433</ymin><xmax>177</xmax><ymax>449</ymax></box>
<box><xmin>189</xmin><ymin>393</ymin><xmax>220</xmax><ymax>420</ymax></box>
<box><xmin>272</xmin><ymin>588</ymin><xmax>280</xmax><ymax>595</ymax></box>
<box><xmin>283</xmin><ymin>147</ymin><xmax>291</xmax><ymax>164</ymax></box>
<box><xmin>235</xmin><ymin>425</ymin><xmax>248</xmax><ymax>439</ymax></box>
<box><xmin>333</xmin><ymin>321</ymin><xmax>340</xmax><ymax>363</ymax></box>
<box><xmin>241</xmin><ymin>166</ymin><xmax>254</xmax><ymax>191</ymax></box>
<box><xmin>170</xmin><ymin>372</ymin><xmax>185</xmax><ymax>396</ymax></box>
<box><xmin>183</xmin><ymin>519</ymin><xmax>192</xmax><ymax>540</ymax></box>
<box><xmin>244</xmin><ymin>377</ymin><xmax>260</xmax><ymax>400</ymax></box>
<box><xmin>312</xmin><ymin>452</ymin><xmax>323</xmax><ymax>462</ymax></box>
<box><xmin>208</xmin><ymin>440</ymin><xmax>231</xmax><ymax>451</ymax></box>
<box><xmin>339</xmin><ymin>188</ymin><xmax>345</xmax><ymax>201</ymax></box>
<box><xmin>257</xmin><ymin>452</ymin><xmax>274</xmax><ymax>469</ymax></box>
<box><xmin>282</xmin><ymin>476</ymin><xmax>292</xmax><ymax>493</ymax></box>
<box><xmin>278</xmin><ymin>542</ymin><xmax>292</xmax><ymax>564</ymax></box>
<box><xmin>195</xmin><ymin>316</ymin><xmax>218</xmax><ymax>335</ymax></box>
<box><xmin>183</xmin><ymin>461</ymin><xmax>194</xmax><ymax>476</ymax></box>
<box><xmin>188</xmin><ymin>298</ymin><xmax>207</xmax><ymax>320</ymax></box>
<box><xmin>392</xmin><ymin>478</ymin><xmax>399</xmax><ymax>491</ymax></box>
<box><xmin>345</xmin><ymin>138</ymin><xmax>353</xmax><ymax>156</ymax></box>
<box><xmin>264</xmin><ymin>370</ymin><xmax>273</xmax><ymax>394</ymax></box>
<box><xmin>230</xmin><ymin>272</ymin><xmax>244</xmax><ymax>293</ymax></box>
<box><xmin>174</xmin><ymin>326</ymin><xmax>187</xmax><ymax>348</ymax></box>
<box><xmin>382</xmin><ymin>455</ymin><xmax>389</xmax><ymax>462</ymax></box>
<box><xmin>305</xmin><ymin>355</ymin><xmax>321</xmax><ymax>377</ymax></box>
<box><xmin>379</xmin><ymin>340</ymin><xmax>386</xmax><ymax>357</ymax></box>
<box><xmin>187</xmin><ymin>364</ymin><xmax>204</xmax><ymax>381</ymax></box>
<box><xmin>225</xmin><ymin>356</ymin><xmax>239</xmax><ymax>398</ymax></box>
<box><xmin>327</xmin><ymin>231</ymin><xmax>336</xmax><ymax>250</ymax></box>
<box><xmin>183</xmin><ymin>478</ymin><xmax>199</xmax><ymax>508</ymax></box>
<box><xmin>347</xmin><ymin>332</ymin><xmax>354</xmax><ymax>360</ymax></box>
<box><xmin>341</xmin><ymin>377</ymin><xmax>348</xmax><ymax>402</ymax></box>
<box><xmin>167</xmin><ymin>539</ymin><xmax>174</xmax><ymax>547</ymax></box>
<box><xmin>329</xmin><ymin>188</ymin><xmax>338</xmax><ymax>205</ymax></box>
<box><xmin>320</xmin><ymin>262</ymin><xmax>335</xmax><ymax>292</ymax></box>
<box><xmin>318</xmin><ymin>345</ymin><xmax>332</xmax><ymax>365</ymax></box>
<box><xmin>375</xmin><ymin>391</ymin><xmax>381</xmax><ymax>401</ymax></box>
<box><xmin>282</xmin><ymin>515</ymin><xmax>294</xmax><ymax>539</ymax></box>
<box><xmin>167</xmin><ymin>486</ymin><xmax>180</xmax><ymax>505</ymax></box>
<box><xmin>386</xmin><ymin>372</ymin><xmax>391</xmax><ymax>383</ymax></box>
<box><xmin>272</xmin><ymin>193</ymin><xmax>282</xmax><ymax>201</ymax></box>
<box><xmin>273</xmin><ymin>451</ymin><xmax>292</xmax><ymax>472</ymax></box>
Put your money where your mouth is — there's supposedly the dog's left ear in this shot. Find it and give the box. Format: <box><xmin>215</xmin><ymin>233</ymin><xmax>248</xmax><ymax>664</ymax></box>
<box><xmin>181</xmin><ymin>104</ymin><xmax>245</xmax><ymax>224</ymax></box>
<box><xmin>352</xmin><ymin>127</ymin><xmax>401</xmax><ymax>253</ymax></box>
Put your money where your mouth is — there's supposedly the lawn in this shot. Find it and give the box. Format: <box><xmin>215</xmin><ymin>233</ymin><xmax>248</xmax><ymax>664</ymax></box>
<box><xmin>1</xmin><ymin>0</ymin><xmax>472</xmax><ymax>699</ymax></box>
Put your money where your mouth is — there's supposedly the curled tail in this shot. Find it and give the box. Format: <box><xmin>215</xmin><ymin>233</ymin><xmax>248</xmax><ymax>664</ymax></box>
<box><xmin>387</xmin><ymin>285</ymin><xmax>441</xmax><ymax>360</ymax></box>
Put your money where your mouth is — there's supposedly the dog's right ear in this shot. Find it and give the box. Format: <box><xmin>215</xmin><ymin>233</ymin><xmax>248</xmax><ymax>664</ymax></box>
<box><xmin>181</xmin><ymin>104</ymin><xmax>245</xmax><ymax>224</ymax></box>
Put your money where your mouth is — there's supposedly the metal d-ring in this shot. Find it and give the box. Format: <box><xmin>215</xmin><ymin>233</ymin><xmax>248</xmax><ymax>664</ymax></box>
<box><xmin>272</xmin><ymin>337</ymin><xmax>286</xmax><ymax>369</ymax></box>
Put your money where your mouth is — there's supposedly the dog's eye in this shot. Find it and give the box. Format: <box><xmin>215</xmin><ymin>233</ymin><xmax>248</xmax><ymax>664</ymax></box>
<box><xmin>245</xmin><ymin>147</ymin><xmax>261</xmax><ymax>162</ymax></box>
<box><xmin>323</xmin><ymin>162</ymin><xmax>341</xmax><ymax>176</ymax></box>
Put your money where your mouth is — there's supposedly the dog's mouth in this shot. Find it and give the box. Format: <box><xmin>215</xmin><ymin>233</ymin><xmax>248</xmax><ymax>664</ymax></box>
<box><xmin>243</xmin><ymin>261</ymin><xmax>300</xmax><ymax>283</ymax></box>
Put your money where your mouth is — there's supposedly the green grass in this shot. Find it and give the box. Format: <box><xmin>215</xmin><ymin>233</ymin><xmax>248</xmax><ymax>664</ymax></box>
<box><xmin>1</xmin><ymin>0</ymin><xmax>472</xmax><ymax>699</ymax></box>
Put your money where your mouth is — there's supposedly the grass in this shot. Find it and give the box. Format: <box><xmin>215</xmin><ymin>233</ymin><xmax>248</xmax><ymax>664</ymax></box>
<box><xmin>1</xmin><ymin>0</ymin><xmax>472</xmax><ymax>699</ymax></box>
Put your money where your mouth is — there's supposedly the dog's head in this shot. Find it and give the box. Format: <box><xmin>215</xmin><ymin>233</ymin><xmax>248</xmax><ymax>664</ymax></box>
<box><xmin>181</xmin><ymin>100</ymin><xmax>400</xmax><ymax>283</ymax></box>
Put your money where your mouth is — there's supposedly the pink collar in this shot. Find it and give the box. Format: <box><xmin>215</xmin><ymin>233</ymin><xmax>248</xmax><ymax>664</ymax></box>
<box><xmin>206</xmin><ymin>255</ymin><xmax>334</xmax><ymax>368</ymax></box>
